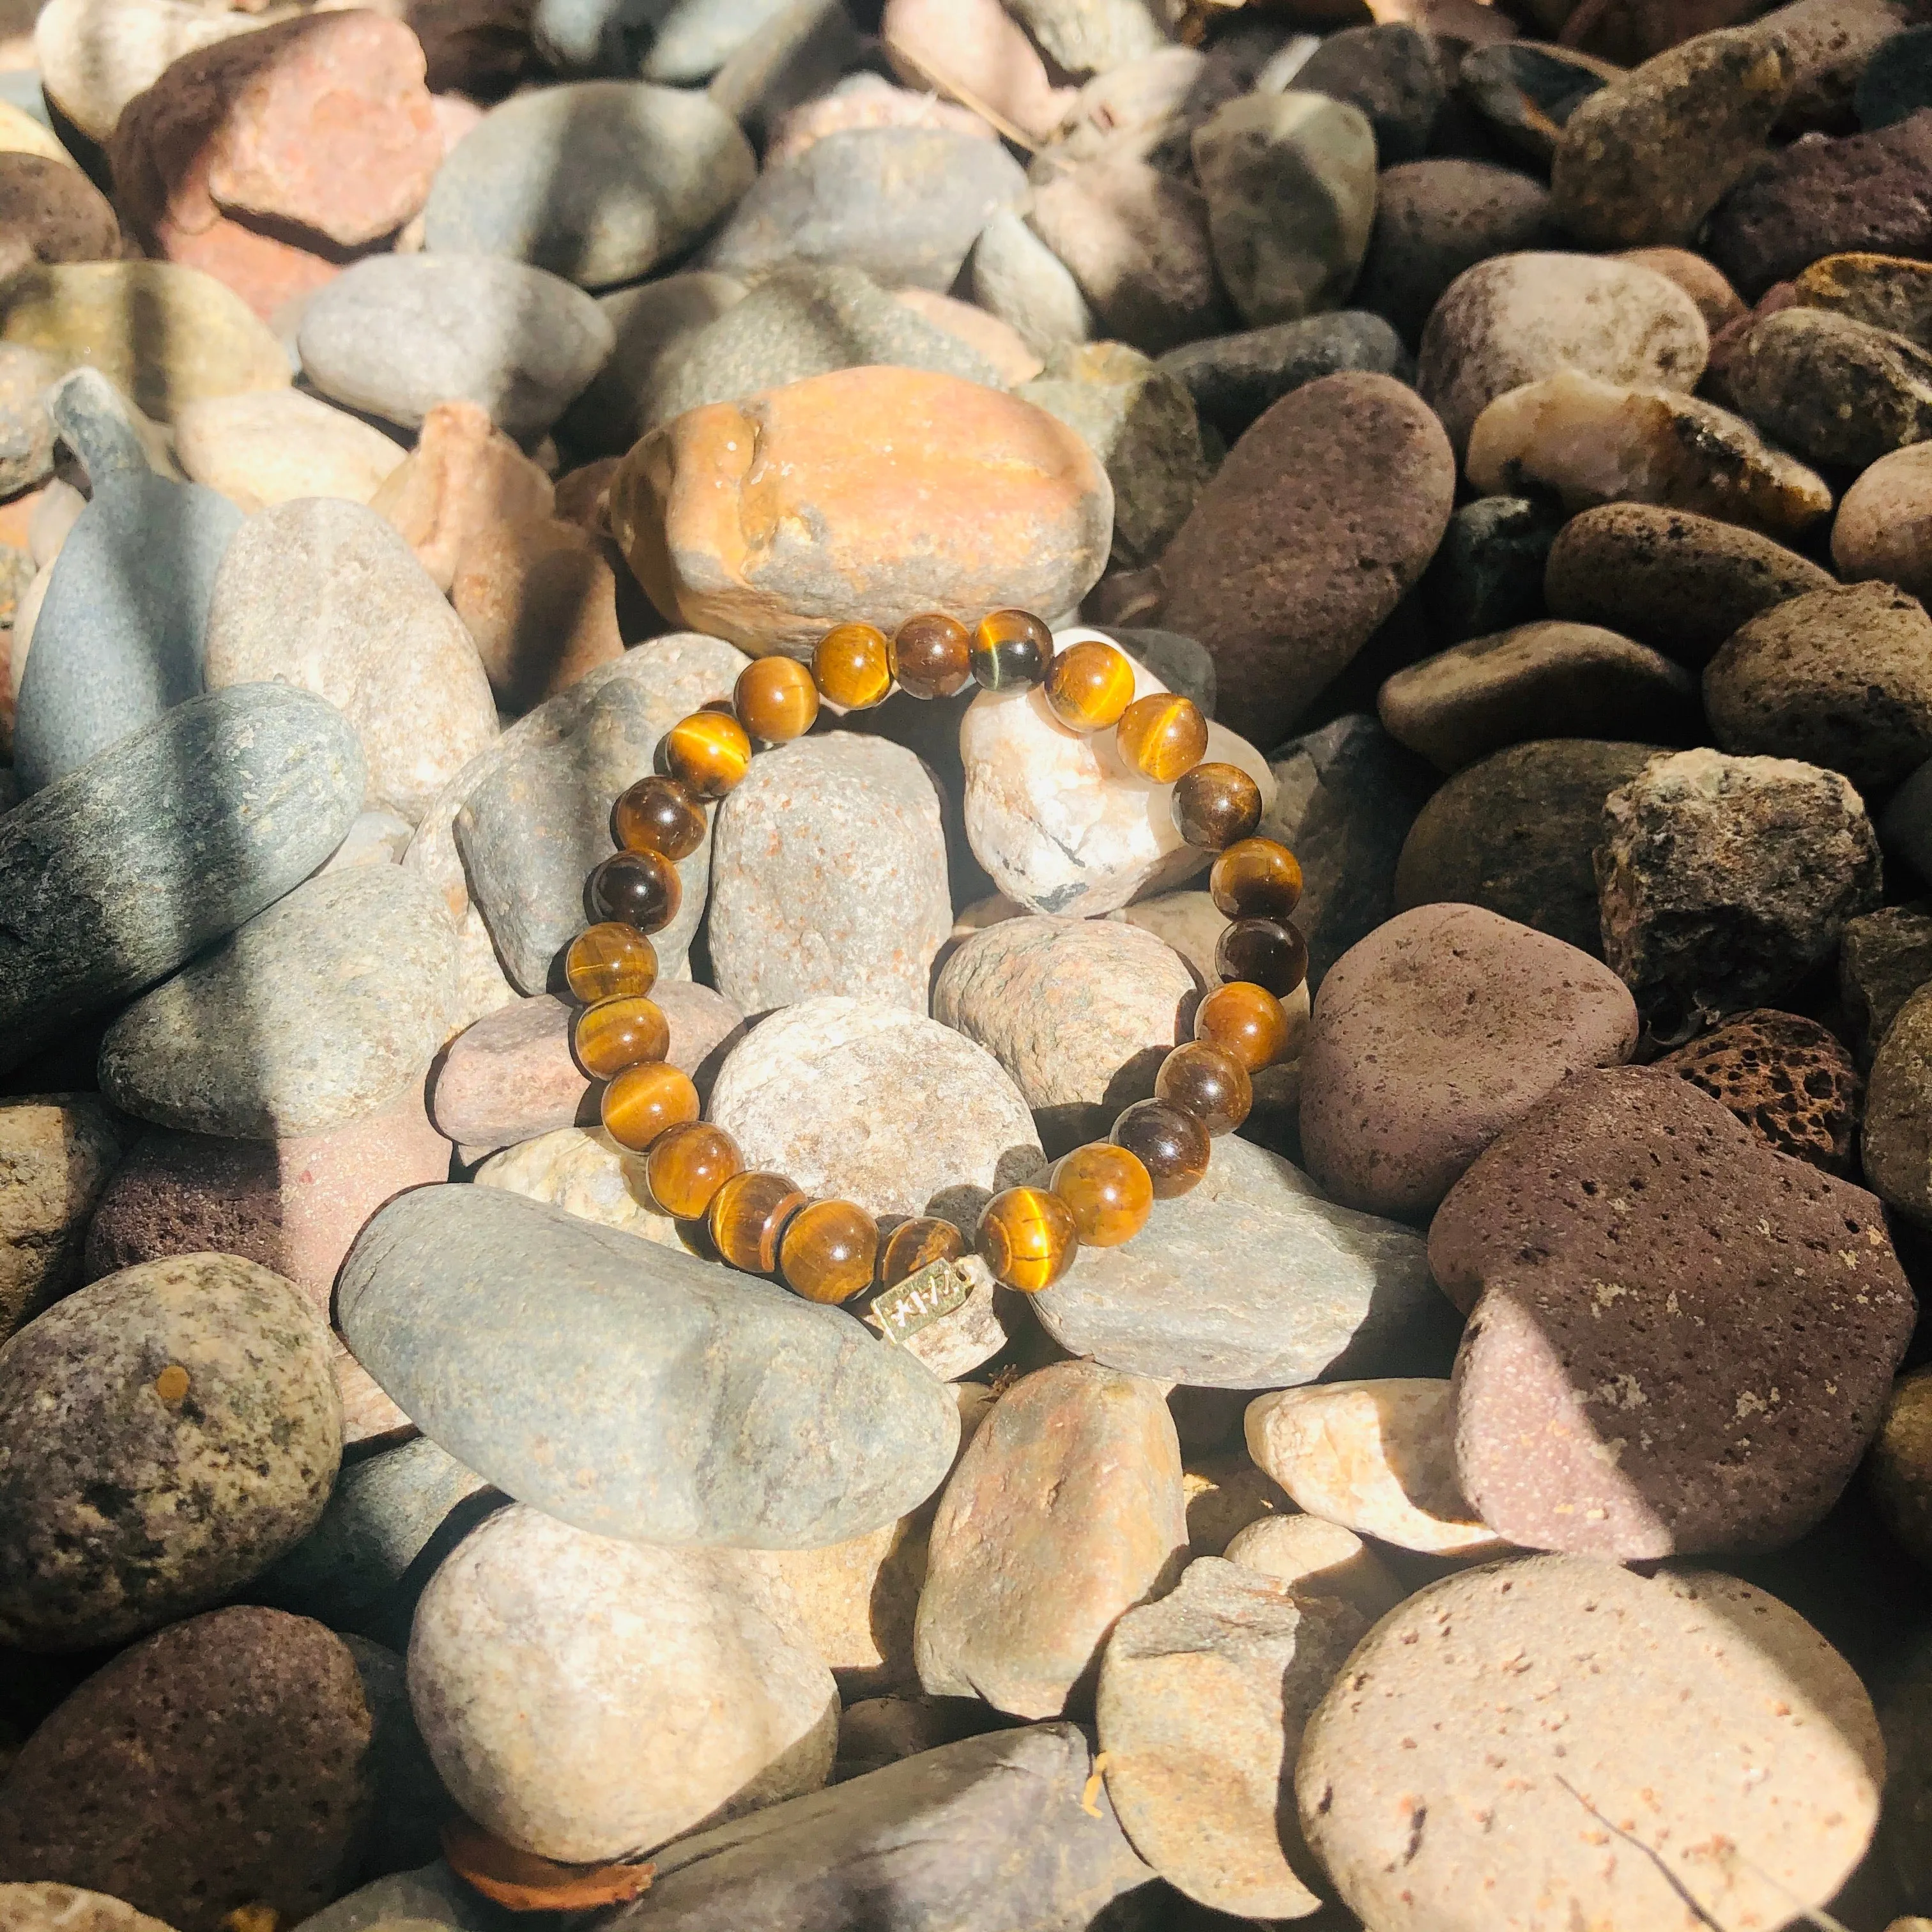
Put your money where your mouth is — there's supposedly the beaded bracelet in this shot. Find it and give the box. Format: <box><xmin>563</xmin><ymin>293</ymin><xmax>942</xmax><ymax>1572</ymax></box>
<box><xmin>556</xmin><ymin>610</ymin><xmax>1310</xmax><ymax>1310</ymax></box>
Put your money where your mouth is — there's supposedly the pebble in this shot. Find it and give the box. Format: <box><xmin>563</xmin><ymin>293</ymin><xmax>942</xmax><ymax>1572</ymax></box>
<box><xmin>1032</xmin><ymin>1131</ymin><xmax>1442</xmax><ymax>1387</ymax></box>
<box><xmin>171</xmin><ymin>390</ymin><xmax>405</xmax><ymax>514</ymax></box>
<box><xmin>450</xmin><ymin>516</ymin><xmax>624</xmax><ymax>712</ymax></box>
<box><xmin>1296</xmin><ymin>22</ymin><xmax>1443</xmax><ymax>164</ymax></box>
<box><xmin>1836</xmin><ymin>440</ymin><xmax>1932</xmax><ymax>604</ymax></box>
<box><xmin>1300</xmin><ymin>902</ymin><xmax>1639</xmax><ymax>1220</ymax></box>
<box><xmin>1379</xmin><ymin>620</ymin><xmax>1696</xmax><ymax>774</ymax></box>
<box><xmin>1246</xmin><ymin>1379</ymin><xmax>1503</xmax><ymax>1554</ymax></box>
<box><xmin>1005</xmin><ymin>0</ymin><xmax>1167</xmax><ymax>75</ymax></box>
<box><xmin>1842</xmin><ymin>905</ymin><xmax>1932</xmax><ymax>1061</ymax></box>
<box><xmin>968</xmin><ymin>208</ymin><xmax>1094</xmax><ymax>360</ymax></box>
<box><xmin>709</xmin><ymin>733</ymin><xmax>951</xmax><ymax>1013</ymax></box>
<box><xmin>33</xmin><ymin>0</ymin><xmax>259</xmax><ymax>145</ymax></box>
<box><xmin>1869</xmin><ymin>1364</ymin><xmax>1932</xmax><ymax>1567</ymax></box>
<box><xmin>0</xmin><ymin>1094</ymin><xmax>125</xmax><ymax>1341</ymax></box>
<box><xmin>879</xmin><ymin>0</ymin><xmax>1071</xmax><ymax>146</ymax></box>
<box><xmin>337</xmin><ymin>1182</ymin><xmax>962</xmax><ymax>1547</ymax></box>
<box><xmin>1297</xmin><ymin>1558</ymin><xmax>1882</xmax><ymax>1932</ymax></box>
<box><xmin>1546</xmin><ymin>499</ymin><xmax>1836</xmax><ymax>663</ymax></box>
<box><xmin>1394</xmin><ymin>738</ymin><xmax>1661</xmax><ymax>957</ymax></box>
<box><xmin>1598</xmin><ymin>747</ymin><xmax>1883</xmax><ymax>1033</ymax></box>
<box><xmin>1729</xmin><ymin>305</ymin><xmax>1932</xmax><ymax>468</ymax></box>
<box><xmin>1794</xmin><ymin>249</ymin><xmax>1932</xmax><ymax>343</ymax></box>
<box><xmin>1158</xmin><ymin>371</ymin><xmax>1455</xmax><ymax>753</ymax></box>
<box><xmin>0</xmin><ymin>345</ymin><xmax>59</xmax><ymax>500</ymax></box>
<box><xmin>1096</xmin><ymin>1557</ymin><xmax>1362</xmax><ymax>1919</ymax></box>
<box><xmin>1221</xmin><ymin>1513</ymin><xmax>1407</xmax><ymax>1620</ymax></box>
<box><xmin>98</xmin><ymin>864</ymin><xmax>458</xmax><ymax>1142</ymax></box>
<box><xmin>1416</xmin><ymin>250</ymin><xmax>1710</xmax><ymax>454</ymax></box>
<box><xmin>1658</xmin><ymin>1007</ymin><xmax>1860</xmax><ymax>1172</ymax></box>
<box><xmin>1421</xmin><ymin>494</ymin><xmax>1562</xmax><ymax>643</ymax></box>
<box><xmin>0</xmin><ymin>1254</ymin><xmax>338</xmax><ymax>1652</ymax></box>
<box><xmin>1456</xmin><ymin>37</ymin><xmax>1616</xmax><ymax>164</ymax></box>
<box><xmin>0</xmin><ymin>1607</ymin><xmax>374</xmax><ymax>1931</ymax></box>
<box><xmin>915</xmin><ymin>1361</ymin><xmax>1186</xmax><ymax>1719</ymax></box>
<box><xmin>645</xmin><ymin>0</ymin><xmax>810</xmax><ymax>82</ymax></box>
<box><xmin>297</xmin><ymin>255</ymin><xmax>615</xmax><ymax>440</ymax></box>
<box><xmin>407</xmin><ymin>1505</ymin><xmax>836</xmax><ymax>1862</ymax></box>
<box><xmin>611</xmin><ymin>366</ymin><xmax>1110</xmax><ymax>656</ymax></box>
<box><xmin>1862</xmin><ymin>977</ymin><xmax>1932</xmax><ymax>1222</ymax></box>
<box><xmin>0</xmin><ymin>1890</ymin><xmax>174</xmax><ymax>1932</ymax></box>
<box><xmin>0</xmin><ymin>153</ymin><xmax>115</xmax><ymax>269</ymax></box>
<box><xmin>1436</xmin><ymin>1066</ymin><xmax>1913</xmax><ymax>1555</ymax></box>
<box><xmin>0</xmin><ymin>684</ymin><xmax>364</xmax><ymax>1078</ymax></box>
<box><xmin>423</xmin><ymin>82</ymin><xmax>754</xmax><ymax>289</ymax></box>
<box><xmin>0</xmin><ymin>105</ymin><xmax>73</xmax><ymax>171</ymax></box>
<box><xmin>1157</xmin><ymin>308</ymin><xmax>1407</xmax><ymax>440</ymax></box>
<box><xmin>474</xmin><ymin>1125</ymin><xmax>685</xmax><ymax>1254</ymax></box>
<box><xmin>1618</xmin><ymin>242</ymin><xmax>1747</xmax><ymax>330</ymax></box>
<box><xmin>707</xmin><ymin>996</ymin><xmax>1041</xmax><ymax>1225</ymax></box>
<box><xmin>559</xmin><ymin>269</ymin><xmax>744</xmax><ymax>452</ymax></box>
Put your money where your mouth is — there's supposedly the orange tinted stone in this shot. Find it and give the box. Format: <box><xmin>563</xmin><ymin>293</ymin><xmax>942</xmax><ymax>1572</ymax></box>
<box><xmin>735</xmin><ymin>655</ymin><xmax>820</xmax><ymax>742</ymax></box>
<box><xmin>709</xmin><ymin>1169</ymin><xmax>808</xmax><ymax>1273</ymax></box>
<box><xmin>1193</xmin><ymin>980</ymin><xmax>1289</xmax><ymax>1073</ymax></box>
<box><xmin>1209</xmin><ymin>836</ymin><xmax>1303</xmax><ymax>919</ymax></box>
<box><xmin>601</xmin><ymin>1060</ymin><xmax>700</xmax><ymax>1150</ymax></box>
<box><xmin>564</xmin><ymin>922</ymin><xmax>658</xmax><ymax>1003</ymax></box>
<box><xmin>1116</xmin><ymin>693</ymin><xmax>1208</xmax><ymax>782</ymax></box>
<box><xmin>1216</xmin><ymin>917</ymin><xmax>1308</xmax><ymax>998</ymax></box>
<box><xmin>877</xmin><ymin>1215</ymin><xmax>967</xmax><ymax>1288</ymax></box>
<box><xmin>813</xmin><ymin>622</ymin><xmax>894</xmax><ymax>709</ymax></box>
<box><xmin>1043</xmin><ymin>638</ymin><xmax>1136</xmax><ymax>732</ymax></box>
<box><xmin>977</xmin><ymin>1184</ymin><xmax>1078</xmax><ymax>1292</ymax></box>
<box><xmin>572</xmin><ymin>995</ymin><xmax>670</xmax><ymax>1079</ymax></box>
<box><xmin>657</xmin><ymin>709</ymin><xmax>751</xmax><ymax>799</ymax></box>
<box><xmin>1111</xmin><ymin>1098</ymin><xmax>1210</xmax><ymax>1199</ymax></box>
<box><xmin>779</xmin><ymin>1198</ymin><xmax>879</xmax><ymax>1303</ymax></box>
<box><xmin>1154</xmin><ymin>1040</ymin><xmax>1252</xmax><ymax>1135</ymax></box>
<box><xmin>588</xmin><ymin>849</ymin><xmax>680</xmax><ymax>934</ymax></box>
<box><xmin>1171</xmin><ymin>761</ymin><xmax>1262</xmax><ymax>850</ymax></box>
<box><xmin>1048</xmin><ymin>1142</ymin><xmax>1152</xmax><ymax>1248</ymax></box>
<box><xmin>613</xmin><ymin>775</ymin><xmax>705</xmax><ymax>861</ymax></box>
<box><xmin>970</xmin><ymin>608</ymin><xmax>1054</xmax><ymax>690</ymax></box>
<box><xmin>644</xmin><ymin>1121</ymin><xmax>743</xmax><ymax>1220</ymax></box>
<box><xmin>893</xmin><ymin>612</ymin><xmax>972</xmax><ymax>699</ymax></box>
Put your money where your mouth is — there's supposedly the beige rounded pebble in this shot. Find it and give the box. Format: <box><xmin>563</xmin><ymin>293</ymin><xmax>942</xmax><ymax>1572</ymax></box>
<box><xmin>0</xmin><ymin>1889</ymin><xmax>176</xmax><ymax>1932</ymax></box>
<box><xmin>1835</xmin><ymin>438</ymin><xmax>1932</xmax><ymax>604</ymax></box>
<box><xmin>172</xmin><ymin>390</ymin><xmax>406</xmax><ymax>514</ymax></box>
<box><xmin>1222</xmin><ymin>1514</ymin><xmax>1407</xmax><ymax>1621</ymax></box>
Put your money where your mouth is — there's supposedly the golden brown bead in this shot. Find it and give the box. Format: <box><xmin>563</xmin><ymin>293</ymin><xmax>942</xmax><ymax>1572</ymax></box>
<box><xmin>1216</xmin><ymin>917</ymin><xmax>1308</xmax><ymax>998</ymax></box>
<box><xmin>565</xmin><ymin>923</ymin><xmax>658</xmax><ymax>1004</ymax></box>
<box><xmin>893</xmin><ymin>613</ymin><xmax>973</xmax><ymax>700</ymax></box>
<box><xmin>588</xmin><ymin>850</ymin><xmax>681</xmax><ymax>934</ymax></box>
<box><xmin>813</xmin><ymin>622</ymin><xmax>894</xmax><ymax>709</ymax></box>
<box><xmin>779</xmin><ymin>1199</ymin><xmax>879</xmax><ymax>1304</ymax></box>
<box><xmin>601</xmin><ymin>1060</ymin><xmax>700</xmax><ymax>1151</ymax></box>
<box><xmin>709</xmin><ymin>1170</ymin><xmax>808</xmax><ymax>1273</ymax></box>
<box><xmin>613</xmin><ymin>776</ymin><xmax>706</xmax><ymax>862</ymax></box>
<box><xmin>1116</xmin><ymin>693</ymin><xmax>1208</xmax><ymax>783</ymax></box>
<box><xmin>1048</xmin><ymin>1142</ymin><xmax>1152</xmax><ymax>1249</ymax></box>
<box><xmin>644</xmin><ymin>1121</ymin><xmax>743</xmax><ymax>1221</ymax></box>
<box><xmin>977</xmin><ymin>1185</ymin><xmax>1078</xmax><ymax>1292</ymax></box>
<box><xmin>572</xmin><ymin>994</ymin><xmax>670</xmax><ymax>1078</ymax></box>
<box><xmin>877</xmin><ymin>1215</ymin><xmax>967</xmax><ymax>1288</ymax></box>
<box><xmin>1111</xmin><ymin>1098</ymin><xmax>1211</xmax><ymax>1199</ymax></box>
<box><xmin>1154</xmin><ymin>1040</ymin><xmax>1252</xmax><ymax>1135</ymax></box>
<box><xmin>1209</xmin><ymin>836</ymin><xmax>1303</xmax><ymax>920</ymax></box>
<box><xmin>1193</xmin><ymin>980</ymin><xmax>1290</xmax><ymax>1073</ymax></box>
<box><xmin>969</xmin><ymin>609</ymin><xmax>1054</xmax><ymax>691</ymax></box>
<box><xmin>1043</xmin><ymin>638</ymin><xmax>1136</xmax><ymax>733</ymax></box>
<box><xmin>656</xmin><ymin>710</ymin><xmax>752</xmax><ymax>800</ymax></box>
<box><xmin>735</xmin><ymin>656</ymin><xmax>820</xmax><ymax>743</ymax></box>
<box><xmin>1171</xmin><ymin>761</ymin><xmax>1262</xmax><ymax>850</ymax></box>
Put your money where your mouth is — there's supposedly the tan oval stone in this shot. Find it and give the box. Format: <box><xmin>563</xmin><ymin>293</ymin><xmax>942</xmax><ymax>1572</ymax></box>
<box><xmin>0</xmin><ymin>1884</ymin><xmax>180</xmax><ymax>1932</ymax></box>
<box><xmin>1835</xmin><ymin>438</ymin><xmax>1932</xmax><ymax>603</ymax></box>
<box><xmin>1222</xmin><ymin>1514</ymin><xmax>1407</xmax><ymax>1621</ymax></box>
<box><xmin>172</xmin><ymin>389</ymin><xmax>406</xmax><ymax>514</ymax></box>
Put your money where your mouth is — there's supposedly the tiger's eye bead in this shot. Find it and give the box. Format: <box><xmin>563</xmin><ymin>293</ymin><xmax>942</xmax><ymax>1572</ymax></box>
<box><xmin>1048</xmin><ymin>1142</ymin><xmax>1152</xmax><ymax>1248</ymax></box>
<box><xmin>1043</xmin><ymin>638</ymin><xmax>1136</xmax><ymax>732</ymax></box>
<box><xmin>978</xmin><ymin>1185</ymin><xmax>1078</xmax><ymax>1292</ymax></box>
<box><xmin>1193</xmin><ymin>979</ymin><xmax>1290</xmax><ymax>1073</ymax></box>
<box><xmin>601</xmin><ymin>1060</ymin><xmax>700</xmax><ymax>1150</ymax></box>
<box><xmin>656</xmin><ymin>710</ymin><xmax>752</xmax><ymax>800</ymax></box>
<box><xmin>877</xmin><ymin>1215</ymin><xmax>967</xmax><ymax>1288</ymax></box>
<box><xmin>644</xmin><ymin>1121</ymin><xmax>743</xmax><ymax>1220</ymax></box>
<box><xmin>1216</xmin><ymin>916</ymin><xmax>1308</xmax><ymax>998</ymax></box>
<box><xmin>970</xmin><ymin>609</ymin><xmax>1054</xmax><ymax>690</ymax></box>
<box><xmin>735</xmin><ymin>656</ymin><xmax>820</xmax><ymax>743</ymax></box>
<box><xmin>893</xmin><ymin>613</ymin><xmax>972</xmax><ymax>700</ymax></box>
<box><xmin>1209</xmin><ymin>836</ymin><xmax>1303</xmax><ymax>919</ymax></box>
<box><xmin>613</xmin><ymin>776</ymin><xmax>705</xmax><ymax>862</ymax></box>
<box><xmin>1155</xmin><ymin>1040</ymin><xmax>1252</xmax><ymax>1135</ymax></box>
<box><xmin>780</xmin><ymin>1199</ymin><xmax>879</xmax><ymax>1304</ymax></box>
<box><xmin>571</xmin><ymin>994</ymin><xmax>670</xmax><ymax>1078</ymax></box>
<box><xmin>565</xmin><ymin>923</ymin><xmax>657</xmax><ymax>1003</ymax></box>
<box><xmin>1111</xmin><ymin>1098</ymin><xmax>1211</xmax><ymax>1199</ymax></box>
<box><xmin>709</xmin><ymin>1170</ymin><xmax>807</xmax><ymax>1273</ymax></box>
<box><xmin>1116</xmin><ymin>693</ymin><xmax>1208</xmax><ymax>782</ymax></box>
<box><xmin>813</xmin><ymin>623</ymin><xmax>894</xmax><ymax>709</ymax></box>
<box><xmin>588</xmin><ymin>850</ymin><xmax>681</xmax><ymax>934</ymax></box>
<box><xmin>1171</xmin><ymin>762</ymin><xmax>1262</xmax><ymax>850</ymax></box>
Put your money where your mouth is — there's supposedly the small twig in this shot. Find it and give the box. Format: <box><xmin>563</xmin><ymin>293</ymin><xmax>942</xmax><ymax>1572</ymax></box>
<box><xmin>884</xmin><ymin>42</ymin><xmax>1041</xmax><ymax>153</ymax></box>
<box><xmin>1552</xmin><ymin>1777</ymin><xmax>1730</xmax><ymax>1932</ymax></box>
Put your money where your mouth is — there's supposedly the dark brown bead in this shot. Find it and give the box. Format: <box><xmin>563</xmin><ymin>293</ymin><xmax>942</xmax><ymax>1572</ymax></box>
<box><xmin>1110</xmin><ymin>1098</ymin><xmax>1210</xmax><ymax>1199</ymax></box>
<box><xmin>644</xmin><ymin>1122</ymin><xmax>743</xmax><ymax>1220</ymax></box>
<box><xmin>612</xmin><ymin>776</ymin><xmax>705</xmax><ymax>862</ymax></box>
<box><xmin>893</xmin><ymin>613</ymin><xmax>972</xmax><ymax>700</ymax></box>
<box><xmin>571</xmin><ymin>994</ymin><xmax>670</xmax><ymax>1079</ymax></box>
<box><xmin>1171</xmin><ymin>761</ymin><xmax>1262</xmax><ymax>850</ymax></box>
<box><xmin>1209</xmin><ymin>836</ymin><xmax>1303</xmax><ymax>920</ymax></box>
<box><xmin>656</xmin><ymin>710</ymin><xmax>751</xmax><ymax>799</ymax></box>
<box><xmin>877</xmin><ymin>1215</ymin><xmax>967</xmax><ymax>1288</ymax></box>
<box><xmin>969</xmin><ymin>609</ymin><xmax>1054</xmax><ymax>691</ymax></box>
<box><xmin>1216</xmin><ymin>916</ymin><xmax>1308</xmax><ymax>998</ymax></box>
<box><xmin>779</xmin><ymin>1199</ymin><xmax>879</xmax><ymax>1304</ymax></box>
<box><xmin>813</xmin><ymin>623</ymin><xmax>894</xmax><ymax>709</ymax></box>
<box><xmin>1048</xmin><ymin>1142</ymin><xmax>1152</xmax><ymax>1248</ymax></box>
<box><xmin>1116</xmin><ymin>693</ymin><xmax>1208</xmax><ymax>782</ymax></box>
<box><xmin>588</xmin><ymin>849</ymin><xmax>681</xmax><ymax>935</ymax></box>
<box><xmin>1193</xmin><ymin>980</ymin><xmax>1290</xmax><ymax>1073</ymax></box>
<box><xmin>601</xmin><ymin>1061</ymin><xmax>700</xmax><ymax>1151</ymax></box>
<box><xmin>1043</xmin><ymin>638</ymin><xmax>1135</xmax><ymax>733</ymax></box>
<box><xmin>565</xmin><ymin>923</ymin><xmax>657</xmax><ymax>1004</ymax></box>
<box><xmin>1154</xmin><ymin>1040</ymin><xmax>1252</xmax><ymax>1135</ymax></box>
<box><xmin>708</xmin><ymin>1170</ymin><xmax>807</xmax><ymax>1273</ymax></box>
<box><xmin>977</xmin><ymin>1185</ymin><xmax>1078</xmax><ymax>1292</ymax></box>
<box><xmin>734</xmin><ymin>656</ymin><xmax>820</xmax><ymax>743</ymax></box>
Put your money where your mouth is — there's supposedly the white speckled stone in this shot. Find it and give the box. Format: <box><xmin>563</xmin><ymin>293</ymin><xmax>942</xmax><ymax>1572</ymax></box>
<box><xmin>474</xmin><ymin>1126</ymin><xmax>684</xmax><ymax>1252</ymax></box>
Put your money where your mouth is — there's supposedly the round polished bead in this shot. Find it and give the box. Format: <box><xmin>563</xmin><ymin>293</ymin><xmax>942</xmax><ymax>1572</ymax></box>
<box><xmin>588</xmin><ymin>850</ymin><xmax>681</xmax><ymax>934</ymax></box>
<box><xmin>779</xmin><ymin>1199</ymin><xmax>879</xmax><ymax>1304</ymax></box>
<box><xmin>813</xmin><ymin>622</ymin><xmax>894</xmax><ymax>710</ymax></box>
<box><xmin>571</xmin><ymin>994</ymin><xmax>670</xmax><ymax>1079</ymax></box>
<box><xmin>601</xmin><ymin>1060</ymin><xmax>700</xmax><ymax>1151</ymax></box>
<box><xmin>877</xmin><ymin>1215</ymin><xmax>967</xmax><ymax>1288</ymax></box>
<box><xmin>1116</xmin><ymin>693</ymin><xmax>1208</xmax><ymax>782</ymax></box>
<box><xmin>644</xmin><ymin>1121</ymin><xmax>743</xmax><ymax>1221</ymax></box>
<box><xmin>1193</xmin><ymin>979</ymin><xmax>1290</xmax><ymax>1073</ymax></box>
<box><xmin>893</xmin><ymin>613</ymin><xmax>972</xmax><ymax>700</ymax></box>
<box><xmin>708</xmin><ymin>1170</ymin><xmax>808</xmax><ymax>1273</ymax></box>
<box><xmin>1209</xmin><ymin>836</ymin><xmax>1304</xmax><ymax>920</ymax></box>
<box><xmin>612</xmin><ymin>775</ymin><xmax>705</xmax><ymax>862</ymax></box>
<box><xmin>978</xmin><ymin>1185</ymin><xmax>1078</xmax><ymax>1292</ymax></box>
<box><xmin>969</xmin><ymin>609</ymin><xmax>1054</xmax><ymax>691</ymax></box>
<box><xmin>1043</xmin><ymin>638</ymin><xmax>1136</xmax><ymax>733</ymax></box>
<box><xmin>1171</xmin><ymin>761</ymin><xmax>1262</xmax><ymax>850</ymax></box>
<box><xmin>1216</xmin><ymin>916</ymin><xmax>1308</xmax><ymax>998</ymax></box>
<box><xmin>1110</xmin><ymin>1098</ymin><xmax>1211</xmax><ymax>1200</ymax></box>
<box><xmin>1154</xmin><ymin>1039</ymin><xmax>1252</xmax><ymax>1135</ymax></box>
<box><xmin>656</xmin><ymin>710</ymin><xmax>752</xmax><ymax>800</ymax></box>
<box><xmin>564</xmin><ymin>922</ymin><xmax>658</xmax><ymax>1004</ymax></box>
<box><xmin>735</xmin><ymin>656</ymin><xmax>820</xmax><ymax>743</ymax></box>
<box><xmin>1048</xmin><ymin>1142</ymin><xmax>1152</xmax><ymax>1249</ymax></box>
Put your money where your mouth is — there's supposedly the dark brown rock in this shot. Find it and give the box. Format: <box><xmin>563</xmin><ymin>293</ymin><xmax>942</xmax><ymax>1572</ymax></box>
<box><xmin>1432</xmin><ymin>1064</ymin><xmax>1913</xmax><ymax>1555</ymax></box>
<box><xmin>1561</xmin><ymin>0</ymin><xmax>1781</xmax><ymax>63</ymax></box>
<box><xmin>1156</xmin><ymin>371</ymin><xmax>1455</xmax><ymax>752</ymax></box>
<box><xmin>1841</xmin><ymin>905</ymin><xmax>1932</xmax><ymax>1062</ymax></box>
<box><xmin>1728</xmin><ymin>306</ymin><xmax>1932</xmax><ymax>468</ymax></box>
<box><xmin>1657</xmin><ymin>1007</ymin><xmax>1860</xmax><ymax>1171</ymax></box>
<box><xmin>1298</xmin><ymin>901</ymin><xmax>1639</xmax><ymax>1220</ymax></box>
<box><xmin>0</xmin><ymin>1606</ymin><xmax>376</xmax><ymax>1930</ymax></box>
<box><xmin>0</xmin><ymin>155</ymin><xmax>118</xmax><ymax>270</ymax></box>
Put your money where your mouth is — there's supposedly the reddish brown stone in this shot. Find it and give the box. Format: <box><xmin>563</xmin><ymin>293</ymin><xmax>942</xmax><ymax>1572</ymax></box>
<box><xmin>1560</xmin><ymin>0</ymin><xmax>1779</xmax><ymax>63</ymax></box>
<box><xmin>1659</xmin><ymin>1008</ymin><xmax>1861</xmax><ymax>1173</ymax></box>
<box><xmin>452</xmin><ymin>518</ymin><xmax>625</xmax><ymax>714</ymax></box>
